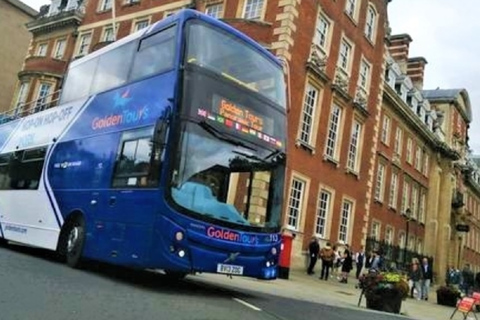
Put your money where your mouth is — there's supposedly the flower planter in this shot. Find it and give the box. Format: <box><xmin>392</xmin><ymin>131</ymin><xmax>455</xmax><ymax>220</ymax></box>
<box><xmin>366</xmin><ymin>287</ymin><xmax>403</xmax><ymax>314</ymax></box>
<box><xmin>436</xmin><ymin>290</ymin><xmax>460</xmax><ymax>307</ymax></box>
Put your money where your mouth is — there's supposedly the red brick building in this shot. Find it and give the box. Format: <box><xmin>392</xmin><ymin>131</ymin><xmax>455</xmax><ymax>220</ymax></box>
<box><xmin>368</xmin><ymin>34</ymin><xmax>434</xmax><ymax>265</ymax></box>
<box><xmin>280</xmin><ymin>0</ymin><xmax>389</xmax><ymax>268</ymax></box>
<box><xmin>8</xmin><ymin>0</ymin><xmax>85</xmax><ymax>117</ymax></box>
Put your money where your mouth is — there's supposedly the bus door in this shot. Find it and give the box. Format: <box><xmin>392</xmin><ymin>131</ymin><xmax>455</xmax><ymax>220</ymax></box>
<box><xmin>98</xmin><ymin>124</ymin><xmax>164</xmax><ymax>263</ymax></box>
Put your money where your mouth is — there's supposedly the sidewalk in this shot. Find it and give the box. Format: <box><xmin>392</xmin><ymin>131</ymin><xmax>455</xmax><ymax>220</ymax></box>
<box><xmin>191</xmin><ymin>270</ymin><xmax>472</xmax><ymax>320</ymax></box>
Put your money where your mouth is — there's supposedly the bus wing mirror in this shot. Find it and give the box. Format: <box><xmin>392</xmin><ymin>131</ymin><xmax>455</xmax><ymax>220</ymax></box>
<box><xmin>155</xmin><ymin>106</ymin><xmax>171</xmax><ymax>146</ymax></box>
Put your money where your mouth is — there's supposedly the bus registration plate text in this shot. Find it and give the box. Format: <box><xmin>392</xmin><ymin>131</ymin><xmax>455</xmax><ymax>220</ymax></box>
<box><xmin>217</xmin><ymin>263</ymin><xmax>244</xmax><ymax>275</ymax></box>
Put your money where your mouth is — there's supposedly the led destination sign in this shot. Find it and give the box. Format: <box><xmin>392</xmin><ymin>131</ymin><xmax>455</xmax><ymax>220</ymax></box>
<box><xmin>217</xmin><ymin>98</ymin><xmax>265</xmax><ymax>133</ymax></box>
<box><xmin>196</xmin><ymin>95</ymin><xmax>282</xmax><ymax>148</ymax></box>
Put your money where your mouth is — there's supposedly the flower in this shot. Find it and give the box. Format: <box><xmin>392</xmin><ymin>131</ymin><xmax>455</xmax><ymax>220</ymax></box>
<box><xmin>359</xmin><ymin>270</ymin><xmax>409</xmax><ymax>300</ymax></box>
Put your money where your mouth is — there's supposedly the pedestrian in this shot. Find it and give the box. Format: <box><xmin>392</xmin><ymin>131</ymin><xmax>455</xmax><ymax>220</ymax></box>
<box><xmin>332</xmin><ymin>246</ymin><xmax>341</xmax><ymax>279</ymax></box>
<box><xmin>369</xmin><ymin>250</ymin><xmax>381</xmax><ymax>270</ymax></box>
<box><xmin>355</xmin><ymin>246</ymin><xmax>365</xmax><ymax>279</ymax></box>
<box><xmin>408</xmin><ymin>261</ymin><xmax>423</xmax><ymax>300</ymax></box>
<box><xmin>340</xmin><ymin>245</ymin><xmax>353</xmax><ymax>283</ymax></box>
<box><xmin>319</xmin><ymin>242</ymin><xmax>335</xmax><ymax>280</ymax></box>
<box><xmin>307</xmin><ymin>237</ymin><xmax>320</xmax><ymax>275</ymax></box>
<box><xmin>462</xmin><ymin>264</ymin><xmax>475</xmax><ymax>295</ymax></box>
<box><xmin>420</xmin><ymin>257</ymin><xmax>433</xmax><ymax>301</ymax></box>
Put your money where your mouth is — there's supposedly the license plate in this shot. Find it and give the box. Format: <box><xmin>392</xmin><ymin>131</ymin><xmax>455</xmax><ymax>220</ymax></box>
<box><xmin>217</xmin><ymin>263</ymin><xmax>244</xmax><ymax>275</ymax></box>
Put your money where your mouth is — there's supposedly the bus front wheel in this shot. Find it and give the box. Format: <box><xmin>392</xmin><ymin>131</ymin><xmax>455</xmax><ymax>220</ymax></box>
<box><xmin>64</xmin><ymin>217</ymin><xmax>86</xmax><ymax>268</ymax></box>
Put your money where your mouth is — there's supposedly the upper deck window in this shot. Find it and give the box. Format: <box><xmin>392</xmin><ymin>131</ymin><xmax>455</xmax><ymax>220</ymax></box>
<box><xmin>186</xmin><ymin>21</ymin><xmax>285</xmax><ymax>108</ymax></box>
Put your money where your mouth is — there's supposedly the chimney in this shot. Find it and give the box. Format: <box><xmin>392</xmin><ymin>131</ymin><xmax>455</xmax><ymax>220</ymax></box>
<box><xmin>407</xmin><ymin>57</ymin><xmax>428</xmax><ymax>90</ymax></box>
<box><xmin>388</xmin><ymin>34</ymin><xmax>412</xmax><ymax>74</ymax></box>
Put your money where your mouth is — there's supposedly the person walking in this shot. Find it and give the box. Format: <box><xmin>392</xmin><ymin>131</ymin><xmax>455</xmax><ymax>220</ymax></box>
<box><xmin>420</xmin><ymin>257</ymin><xmax>433</xmax><ymax>301</ymax></box>
<box><xmin>319</xmin><ymin>242</ymin><xmax>335</xmax><ymax>280</ymax></box>
<box><xmin>355</xmin><ymin>247</ymin><xmax>365</xmax><ymax>279</ymax></box>
<box><xmin>408</xmin><ymin>261</ymin><xmax>423</xmax><ymax>300</ymax></box>
<box><xmin>307</xmin><ymin>237</ymin><xmax>320</xmax><ymax>275</ymax></box>
<box><xmin>340</xmin><ymin>246</ymin><xmax>353</xmax><ymax>283</ymax></box>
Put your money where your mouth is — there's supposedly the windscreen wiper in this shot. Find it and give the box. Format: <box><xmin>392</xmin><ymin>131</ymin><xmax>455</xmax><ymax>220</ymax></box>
<box><xmin>197</xmin><ymin>120</ymin><xmax>257</xmax><ymax>152</ymax></box>
<box><xmin>264</xmin><ymin>149</ymin><xmax>286</xmax><ymax>163</ymax></box>
<box><xmin>232</xmin><ymin>150</ymin><xmax>268</xmax><ymax>164</ymax></box>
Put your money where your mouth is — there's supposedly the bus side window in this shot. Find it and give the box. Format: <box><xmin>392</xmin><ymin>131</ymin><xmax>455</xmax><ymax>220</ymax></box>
<box><xmin>61</xmin><ymin>57</ymin><xmax>99</xmax><ymax>103</ymax></box>
<box><xmin>0</xmin><ymin>154</ymin><xmax>11</xmax><ymax>190</ymax></box>
<box><xmin>129</xmin><ymin>25</ymin><xmax>177</xmax><ymax>81</ymax></box>
<box><xmin>91</xmin><ymin>42</ymin><xmax>135</xmax><ymax>95</ymax></box>
<box><xmin>112</xmin><ymin>127</ymin><xmax>160</xmax><ymax>188</ymax></box>
<box><xmin>6</xmin><ymin>147</ymin><xmax>46</xmax><ymax>190</ymax></box>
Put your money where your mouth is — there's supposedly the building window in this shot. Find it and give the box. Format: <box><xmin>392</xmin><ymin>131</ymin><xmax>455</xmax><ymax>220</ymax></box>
<box><xmin>338</xmin><ymin>39</ymin><xmax>352</xmax><ymax>72</ymax></box>
<box><xmin>399</xmin><ymin>232</ymin><xmax>406</xmax><ymax>248</ymax></box>
<box><xmin>287</xmin><ymin>178</ymin><xmax>305</xmax><ymax>230</ymax></box>
<box><xmin>339</xmin><ymin>199</ymin><xmax>352</xmax><ymax>243</ymax></box>
<box><xmin>385</xmin><ymin>227</ymin><xmax>394</xmax><ymax>244</ymax></box>
<box><xmin>418</xmin><ymin>192</ymin><xmax>426</xmax><ymax>223</ymax></box>
<box><xmin>394</xmin><ymin>127</ymin><xmax>403</xmax><ymax>156</ymax></box>
<box><xmin>411</xmin><ymin>185</ymin><xmax>418</xmax><ymax>220</ymax></box>
<box><xmin>314</xmin><ymin>13</ymin><xmax>330</xmax><ymax>50</ymax></box>
<box><xmin>358</xmin><ymin>59</ymin><xmax>371</xmax><ymax>91</ymax></box>
<box><xmin>423</xmin><ymin>153</ymin><xmax>429</xmax><ymax>176</ymax></box>
<box><xmin>371</xmin><ymin>221</ymin><xmax>380</xmax><ymax>239</ymax></box>
<box><xmin>325</xmin><ymin>104</ymin><xmax>342</xmax><ymax>159</ymax></box>
<box><xmin>243</xmin><ymin>0</ymin><xmax>264</xmax><ymax>20</ymax></box>
<box><xmin>103</xmin><ymin>27</ymin><xmax>115</xmax><ymax>42</ymax></box>
<box><xmin>374</xmin><ymin>162</ymin><xmax>386</xmax><ymax>202</ymax></box>
<box><xmin>53</xmin><ymin>39</ymin><xmax>66</xmax><ymax>59</ymax></box>
<box><xmin>345</xmin><ymin>0</ymin><xmax>357</xmax><ymax>18</ymax></box>
<box><xmin>134</xmin><ymin>19</ymin><xmax>150</xmax><ymax>32</ymax></box>
<box><xmin>406</xmin><ymin>138</ymin><xmax>413</xmax><ymax>164</ymax></box>
<box><xmin>15</xmin><ymin>82</ymin><xmax>30</xmax><ymax>111</ymax></box>
<box><xmin>347</xmin><ymin>120</ymin><xmax>362</xmax><ymax>172</ymax></box>
<box><xmin>401</xmin><ymin>180</ymin><xmax>410</xmax><ymax>214</ymax></box>
<box><xmin>381</xmin><ymin>115</ymin><xmax>391</xmax><ymax>144</ymax></box>
<box><xmin>388</xmin><ymin>172</ymin><xmax>398</xmax><ymax>209</ymax></box>
<box><xmin>77</xmin><ymin>33</ymin><xmax>92</xmax><ymax>56</ymax></box>
<box><xmin>36</xmin><ymin>43</ymin><xmax>48</xmax><ymax>56</ymax></box>
<box><xmin>299</xmin><ymin>84</ymin><xmax>318</xmax><ymax>146</ymax></box>
<box><xmin>99</xmin><ymin>0</ymin><xmax>112</xmax><ymax>11</ymax></box>
<box><xmin>205</xmin><ymin>3</ymin><xmax>223</xmax><ymax>18</ymax></box>
<box><xmin>35</xmin><ymin>83</ymin><xmax>52</xmax><ymax>110</ymax></box>
<box><xmin>364</xmin><ymin>5</ymin><xmax>377</xmax><ymax>41</ymax></box>
<box><xmin>415</xmin><ymin>146</ymin><xmax>422</xmax><ymax>171</ymax></box>
<box><xmin>316</xmin><ymin>189</ymin><xmax>331</xmax><ymax>238</ymax></box>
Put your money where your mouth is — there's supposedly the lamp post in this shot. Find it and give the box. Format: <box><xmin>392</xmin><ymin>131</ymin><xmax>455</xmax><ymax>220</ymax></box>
<box><xmin>403</xmin><ymin>208</ymin><xmax>411</xmax><ymax>267</ymax></box>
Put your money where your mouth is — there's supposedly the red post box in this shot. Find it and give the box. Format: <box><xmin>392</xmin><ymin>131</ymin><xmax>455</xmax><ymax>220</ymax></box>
<box><xmin>278</xmin><ymin>231</ymin><xmax>294</xmax><ymax>279</ymax></box>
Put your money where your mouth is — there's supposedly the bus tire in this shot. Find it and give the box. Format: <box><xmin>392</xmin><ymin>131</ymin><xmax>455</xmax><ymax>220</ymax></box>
<box><xmin>64</xmin><ymin>216</ymin><xmax>86</xmax><ymax>268</ymax></box>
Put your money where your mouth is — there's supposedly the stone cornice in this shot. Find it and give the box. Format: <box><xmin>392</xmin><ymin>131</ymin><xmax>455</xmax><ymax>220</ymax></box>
<box><xmin>26</xmin><ymin>10</ymin><xmax>83</xmax><ymax>35</ymax></box>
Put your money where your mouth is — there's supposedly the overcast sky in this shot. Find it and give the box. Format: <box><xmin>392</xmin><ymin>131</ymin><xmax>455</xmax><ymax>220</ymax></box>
<box><xmin>388</xmin><ymin>0</ymin><xmax>480</xmax><ymax>155</ymax></box>
<box><xmin>21</xmin><ymin>0</ymin><xmax>480</xmax><ymax>153</ymax></box>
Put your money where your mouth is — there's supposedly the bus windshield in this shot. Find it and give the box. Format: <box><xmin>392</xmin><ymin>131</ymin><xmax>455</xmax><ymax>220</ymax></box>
<box><xmin>171</xmin><ymin>121</ymin><xmax>284</xmax><ymax>230</ymax></box>
<box><xmin>186</xmin><ymin>21</ymin><xmax>286</xmax><ymax>108</ymax></box>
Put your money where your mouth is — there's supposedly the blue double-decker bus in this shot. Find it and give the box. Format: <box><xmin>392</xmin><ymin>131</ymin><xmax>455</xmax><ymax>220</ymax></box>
<box><xmin>0</xmin><ymin>9</ymin><xmax>286</xmax><ymax>279</ymax></box>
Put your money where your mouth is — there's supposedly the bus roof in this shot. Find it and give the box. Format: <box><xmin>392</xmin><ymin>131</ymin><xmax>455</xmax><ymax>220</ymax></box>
<box><xmin>70</xmin><ymin>9</ymin><xmax>282</xmax><ymax>69</ymax></box>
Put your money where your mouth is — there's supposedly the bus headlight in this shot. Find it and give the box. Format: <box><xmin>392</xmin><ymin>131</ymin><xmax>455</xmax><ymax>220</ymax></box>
<box><xmin>175</xmin><ymin>231</ymin><xmax>184</xmax><ymax>241</ymax></box>
<box><xmin>271</xmin><ymin>247</ymin><xmax>277</xmax><ymax>255</ymax></box>
<box><xmin>266</xmin><ymin>261</ymin><xmax>271</xmax><ymax>267</ymax></box>
<box><xmin>178</xmin><ymin>250</ymin><xmax>186</xmax><ymax>258</ymax></box>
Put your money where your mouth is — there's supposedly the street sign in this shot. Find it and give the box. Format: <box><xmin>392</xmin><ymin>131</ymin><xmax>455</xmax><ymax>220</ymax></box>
<box><xmin>456</xmin><ymin>224</ymin><xmax>470</xmax><ymax>232</ymax></box>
